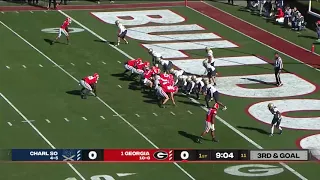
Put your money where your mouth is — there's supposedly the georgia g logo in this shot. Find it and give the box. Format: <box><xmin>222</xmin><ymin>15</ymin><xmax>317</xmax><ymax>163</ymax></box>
<box><xmin>153</xmin><ymin>151</ymin><xmax>168</xmax><ymax>160</ymax></box>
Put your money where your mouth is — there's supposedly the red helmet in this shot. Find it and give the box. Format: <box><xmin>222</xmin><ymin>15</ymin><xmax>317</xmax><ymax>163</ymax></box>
<box><xmin>213</xmin><ymin>103</ymin><xmax>219</xmax><ymax>109</ymax></box>
<box><xmin>93</xmin><ymin>73</ymin><xmax>99</xmax><ymax>79</ymax></box>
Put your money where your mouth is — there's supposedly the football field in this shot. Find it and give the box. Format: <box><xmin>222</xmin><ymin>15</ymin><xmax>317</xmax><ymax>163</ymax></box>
<box><xmin>0</xmin><ymin>1</ymin><xmax>319</xmax><ymax>180</ymax></box>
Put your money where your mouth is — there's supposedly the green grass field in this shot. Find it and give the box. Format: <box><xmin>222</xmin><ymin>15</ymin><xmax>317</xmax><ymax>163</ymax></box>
<box><xmin>0</xmin><ymin>2</ymin><xmax>319</xmax><ymax>180</ymax></box>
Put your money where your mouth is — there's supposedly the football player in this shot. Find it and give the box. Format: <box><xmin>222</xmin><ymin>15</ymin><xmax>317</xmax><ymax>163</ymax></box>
<box><xmin>204</xmin><ymin>81</ymin><xmax>227</xmax><ymax>110</ymax></box>
<box><xmin>203</xmin><ymin>59</ymin><xmax>217</xmax><ymax>85</ymax></box>
<box><xmin>79</xmin><ymin>73</ymin><xmax>99</xmax><ymax>99</ymax></box>
<box><xmin>115</xmin><ymin>20</ymin><xmax>128</xmax><ymax>46</ymax></box>
<box><xmin>52</xmin><ymin>17</ymin><xmax>71</xmax><ymax>45</ymax></box>
<box><xmin>155</xmin><ymin>85</ymin><xmax>170</xmax><ymax>108</ymax></box>
<box><xmin>148</xmin><ymin>49</ymin><xmax>162</xmax><ymax>65</ymax></box>
<box><xmin>197</xmin><ymin>103</ymin><xmax>220</xmax><ymax>143</ymax></box>
<box><xmin>123</xmin><ymin>58</ymin><xmax>142</xmax><ymax>75</ymax></box>
<box><xmin>205</xmin><ymin>47</ymin><xmax>215</xmax><ymax>66</ymax></box>
<box><xmin>268</xmin><ymin>103</ymin><xmax>283</xmax><ymax>137</ymax></box>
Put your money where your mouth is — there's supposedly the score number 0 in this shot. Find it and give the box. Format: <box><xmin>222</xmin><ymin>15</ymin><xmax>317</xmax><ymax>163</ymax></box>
<box><xmin>88</xmin><ymin>151</ymin><xmax>98</xmax><ymax>160</ymax></box>
<box><xmin>180</xmin><ymin>151</ymin><xmax>190</xmax><ymax>160</ymax></box>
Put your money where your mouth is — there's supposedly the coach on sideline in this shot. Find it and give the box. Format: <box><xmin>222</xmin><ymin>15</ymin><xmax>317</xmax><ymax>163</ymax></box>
<box><xmin>274</xmin><ymin>52</ymin><xmax>283</xmax><ymax>86</ymax></box>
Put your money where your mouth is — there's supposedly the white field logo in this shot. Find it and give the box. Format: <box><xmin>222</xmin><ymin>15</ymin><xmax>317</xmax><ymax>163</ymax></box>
<box><xmin>90</xmin><ymin>9</ymin><xmax>320</xmax><ymax>164</ymax></box>
<box><xmin>41</xmin><ymin>28</ymin><xmax>85</xmax><ymax>34</ymax></box>
<box><xmin>224</xmin><ymin>164</ymin><xmax>284</xmax><ymax>177</ymax></box>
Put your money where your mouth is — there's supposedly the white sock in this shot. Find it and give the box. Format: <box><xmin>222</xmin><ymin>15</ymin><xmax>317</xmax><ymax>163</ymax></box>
<box><xmin>271</xmin><ymin>126</ymin><xmax>274</xmax><ymax>134</ymax></box>
<box><xmin>278</xmin><ymin>126</ymin><xmax>282</xmax><ymax>130</ymax></box>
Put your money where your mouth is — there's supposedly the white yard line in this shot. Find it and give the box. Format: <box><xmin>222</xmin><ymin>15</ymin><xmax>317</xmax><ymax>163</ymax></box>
<box><xmin>82</xmin><ymin>117</ymin><xmax>87</xmax><ymax>120</ymax></box>
<box><xmin>64</xmin><ymin>118</ymin><xmax>70</xmax><ymax>122</ymax></box>
<box><xmin>187</xmin><ymin>110</ymin><xmax>193</xmax><ymax>114</ymax></box>
<box><xmin>6</xmin><ymin>66</ymin><xmax>10</xmax><ymax>69</ymax></box>
<box><xmin>100</xmin><ymin>115</ymin><xmax>105</xmax><ymax>119</ymax></box>
<box><xmin>170</xmin><ymin>111</ymin><xmax>176</xmax><ymax>116</ymax></box>
<box><xmin>39</xmin><ymin>64</ymin><xmax>43</xmax><ymax>67</ymax></box>
<box><xmin>57</xmin><ymin>10</ymin><xmax>307</xmax><ymax>180</ymax></box>
<box><xmin>86</xmin><ymin>62</ymin><xmax>91</xmax><ymax>65</ymax></box>
<box><xmin>22</xmin><ymin>65</ymin><xmax>26</xmax><ymax>68</ymax></box>
<box><xmin>188</xmin><ymin>3</ymin><xmax>319</xmax><ymax>73</ymax></box>
<box><xmin>102</xmin><ymin>61</ymin><xmax>106</xmax><ymax>65</ymax></box>
<box><xmin>0</xmin><ymin>93</ymin><xmax>85</xmax><ymax>180</ymax></box>
<box><xmin>45</xmin><ymin>119</ymin><xmax>51</xmax><ymax>123</ymax></box>
<box><xmin>153</xmin><ymin>113</ymin><xmax>158</xmax><ymax>116</ymax></box>
<box><xmin>70</xmin><ymin>62</ymin><xmax>75</xmax><ymax>66</ymax></box>
<box><xmin>7</xmin><ymin>122</ymin><xmax>12</xmax><ymax>126</ymax></box>
<box><xmin>117</xmin><ymin>85</ymin><xmax>122</xmax><ymax>88</ymax></box>
<box><xmin>2</xmin><ymin>13</ymin><xmax>196</xmax><ymax>179</ymax></box>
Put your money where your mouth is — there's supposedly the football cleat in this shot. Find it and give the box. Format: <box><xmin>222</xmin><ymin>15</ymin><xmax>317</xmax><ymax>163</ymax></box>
<box><xmin>269</xmin><ymin>133</ymin><xmax>274</xmax><ymax>137</ymax></box>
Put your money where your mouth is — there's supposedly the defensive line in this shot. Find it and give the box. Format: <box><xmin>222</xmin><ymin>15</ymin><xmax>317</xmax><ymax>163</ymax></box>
<box><xmin>57</xmin><ymin>9</ymin><xmax>308</xmax><ymax>180</ymax></box>
<box><xmin>0</xmin><ymin>92</ymin><xmax>86</xmax><ymax>180</ymax></box>
<box><xmin>0</xmin><ymin>19</ymin><xmax>196</xmax><ymax>180</ymax></box>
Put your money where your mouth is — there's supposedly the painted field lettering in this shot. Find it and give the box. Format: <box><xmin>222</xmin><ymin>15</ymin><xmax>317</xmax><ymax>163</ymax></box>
<box><xmin>91</xmin><ymin>10</ymin><xmax>185</xmax><ymax>26</ymax></box>
<box><xmin>216</xmin><ymin>74</ymin><xmax>316</xmax><ymax>98</ymax></box>
<box><xmin>128</xmin><ymin>24</ymin><xmax>220</xmax><ymax>41</ymax></box>
<box><xmin>171</xmin><ymin>56</ymin><xmax>268</xmax><ymax>75</ymax></box>
<box><xmin>90</xmin><ymin>9</ymin><xmax>267</xmax><ymax>75</ymax></box>
<box><xmin>248</xmin><ymin>99</ymin><xmax>320</xmax><ymax>130</ymax></box>
<box><xmin>142</xmin><ymin>41</ymin><xmax>238</xmax><ymax>59</ymax></box>
<box><xmin>224</xmin><ymin>164</ymin><xmax>284</xmax><ymax>177</ymax></box>
<box><xmin>298</xmin><ymin>133</ymin><xmax>320</xmax><ymax>160</ymax></box>
<box><xmin>65</xmin><ymin>173</ymin><xmax>136</xmax><ymax>180</ymax></box>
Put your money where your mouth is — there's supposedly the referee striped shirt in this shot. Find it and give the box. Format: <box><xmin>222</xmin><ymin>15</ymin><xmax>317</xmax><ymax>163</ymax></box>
<box><xmin>275</xmin><ymin>57</ymin><xmax>283</xmax><ymax>69</ymax></box>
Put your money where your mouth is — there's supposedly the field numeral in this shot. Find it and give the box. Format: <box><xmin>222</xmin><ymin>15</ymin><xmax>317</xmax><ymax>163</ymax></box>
<box><xmin>66</xmin><ymin>175</ymin><xmax>115</xmax><ymax>180</ymax></box>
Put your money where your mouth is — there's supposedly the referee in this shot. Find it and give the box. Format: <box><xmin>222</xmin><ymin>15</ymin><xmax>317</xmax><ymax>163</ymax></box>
<box><xmin>274</xmin><ymin>52</ymin><xmax>283</xmax><ymax>86</ymax></box>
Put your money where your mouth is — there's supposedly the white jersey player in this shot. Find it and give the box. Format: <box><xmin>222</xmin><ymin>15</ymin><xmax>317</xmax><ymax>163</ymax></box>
<box><xmin>115</xmin><ymin>20</ymin><xmax>128</xmax><ymax>46</ymax></box>
<box><xmin>267</xmin><ymin>103</ymin><xmax>283</xmax><ymax>137</ymax></box>
<box><xmin>203</xmin><ymin>59</ymin><xmax>217</xmax><ymax>85</ymax></box>
<box><xmin>205</xmin><ymin>47</ymin><xmax>215</xmax><ymax>66</ymax></box>
<box><xmin>148</xmin><ymin>49</ymin><xmax>162</xmax><ymax>65</ymax></box>
<box><xmin>170</xmin><ymin>69</ymin><xmax>184</xmax><ymax>85</ymax></box>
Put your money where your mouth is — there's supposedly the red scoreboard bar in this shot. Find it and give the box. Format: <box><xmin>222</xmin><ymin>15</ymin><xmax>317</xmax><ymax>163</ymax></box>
<box><xmin>80</xmin><ymin>149</ymin><xmax>253</xmax><ymax>162</ymax></box>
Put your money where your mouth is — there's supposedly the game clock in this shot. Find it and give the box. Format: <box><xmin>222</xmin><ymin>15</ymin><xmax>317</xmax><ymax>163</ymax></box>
<box><xmin>214</xmin><ymin>151</ymin><xmax>235</xmax><ymax>160</ymax></box>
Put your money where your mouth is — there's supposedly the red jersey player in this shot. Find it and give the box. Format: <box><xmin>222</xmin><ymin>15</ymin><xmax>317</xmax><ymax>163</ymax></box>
<box><xmin>52</xmin><ymin>17</ymin><xmax>71</xmax><ymax>45</ymax></box>
<box><xmin>197</xmin><ymin>103</ymin><xmax>219</xmax><ymax>143</ymax></box>
<box><xmin>79</xmin><ymin>73</ymin><xmax>99</xmax><ymax>99</ymax></box>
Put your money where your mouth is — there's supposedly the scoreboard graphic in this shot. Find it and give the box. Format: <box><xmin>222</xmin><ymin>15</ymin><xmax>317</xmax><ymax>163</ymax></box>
<box><xmin>4</xmin><ymin>149</ymin><xmax>316</xmax><ymax>162</ymax></box>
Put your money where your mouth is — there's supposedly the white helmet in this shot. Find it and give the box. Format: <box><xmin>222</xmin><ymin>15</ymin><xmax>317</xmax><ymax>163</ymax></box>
<box><xmin>115</xmin><ymin>20</ymin><xmax>120</xmax><ymax>25</ymax></box>
<box><xmin>148</xmin><ymin>48</ymin><xmax>153</xmax><ymax>53</ymax></box>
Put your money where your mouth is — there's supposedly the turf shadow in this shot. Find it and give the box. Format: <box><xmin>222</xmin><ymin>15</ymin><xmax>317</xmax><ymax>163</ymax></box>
<box><xmin>240</xmin><ymin>77</ymin><xmax>275</xmax><ymax>86</ymax></box>
<box><xmin>178</xmin><ymin>131</ymin><xmax>201</xmax><ymax>143</ymax></box>
<box><xmin>94</xmin><ymin>40</ymin><xmax>116</xmax><ymax>45</ymax></box>
<box><xmin>143</xmin><ymin>99</ymin><xmax>159</xmax><ymax>104</ymax></box>
<box><xmin>44</xmin><ymin>38</ymin><xmax>54</xmax><ymax>45</ymax></box>
<box><xmin>237</xmin><ymin>126</ymin><xmax>269</xmax><ymax>135</ymax></box>
<box><xmin>111</xmin><ymin>73</ymin><xmax>133</xmax><ymax>82</ymax></box>
<box><xmin>66</xmin><ymin>90</ymin><xmax>81</xmax><ymax>96</ymax></box>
